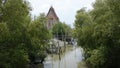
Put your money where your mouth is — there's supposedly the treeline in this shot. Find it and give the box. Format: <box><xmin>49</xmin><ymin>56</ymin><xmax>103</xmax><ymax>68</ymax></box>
<box><xmin>52</xmin><ymin>22</ymin><xmax>72</xmax><ymax>41</ymax></box>
<box><xmin>74</xmin><ymin>0</ymin><xmax>120</xmax><ymax>68</ymax></box>
<box><xmin>0</xmin><ymin>0</ymin><xmax>51</xmax><ymax>68</ymax></box>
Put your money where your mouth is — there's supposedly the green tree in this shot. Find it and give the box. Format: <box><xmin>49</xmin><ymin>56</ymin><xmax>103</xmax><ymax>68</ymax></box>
<box><xmin>52</xmin><ymin>22</ymin><xmax>72</xmax><ymax>41</ymax></box>
<box><xmin>0</xmin><ymin>0</ymin><xmax>31</xmax><ymax>68</ymax></box>
<box><xmin>28</xmin><ymin>13</ymin><xmax>51</xmax><ymax>63</ymax></box>
<box><xmin>0</xmin><ymin>0</ymin><xmax>52</xmax><ymax>68</ymax></box>
<box><xmin>74</xmin><ymin>0</ymin><xmax>120</xmax><ymax>68</ymax></box>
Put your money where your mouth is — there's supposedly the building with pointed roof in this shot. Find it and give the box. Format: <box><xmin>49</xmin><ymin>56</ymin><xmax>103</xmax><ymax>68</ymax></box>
<box><xmin>46</xmin><ymin>6</ymin><xmax>59</xmax><ymax>29</ymax></box>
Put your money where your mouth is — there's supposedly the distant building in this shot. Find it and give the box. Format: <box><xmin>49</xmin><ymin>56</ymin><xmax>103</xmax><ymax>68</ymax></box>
<box><xmin>46</xmin><ymin>6</ymin><xmax>59</xmax><ymax>29</ymax></box>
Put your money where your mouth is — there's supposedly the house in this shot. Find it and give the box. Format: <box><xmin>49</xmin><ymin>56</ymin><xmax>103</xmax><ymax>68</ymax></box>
<box><xmin>46</xmin><ymin>6</ymin><xmax>59</xmax><ymax>29</ymax></box>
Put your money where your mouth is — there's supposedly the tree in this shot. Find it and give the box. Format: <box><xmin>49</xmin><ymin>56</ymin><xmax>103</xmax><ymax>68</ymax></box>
<box><xmin>52</xmin><ymin>22</ymin><xmax>72</xmax><ymax>41</ymax></box>
<box><xmin>75</xmin><ymin>8</ymin><xmax>94</xmax><ymax>48</ymax></box>
<box><xmin>74</xmin><ymin>0</ymin><xmax>120</xmax><ymax>68</ymax></box>
<box><xmin>0</xmin><ymin>0</ymin><xmax>53</xmax><ymax>67</ymax></box>
<box><xmin>0</xmin><ymin>0</ymin><xmax>31</xmax><ymax>68</ymax></box>
<box><xmin>28</xmin><ymin>13</ymin><xmax>51</xmax><ymax>63</ymax></box>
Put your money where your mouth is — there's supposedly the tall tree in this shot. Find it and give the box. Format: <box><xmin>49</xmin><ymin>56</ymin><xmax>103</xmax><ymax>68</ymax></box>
<box><xmin>74</xmin><ymin>0</ymin><xmax>120</xmax><ymax>68</ymax></box>
<box><xmin>0</xmin><ymin>0</ymin><xmax>31</xmax><ymax>68</ymax></box>
<box><xmin>28</xmin><ymin>13</ymin><xmax>51</xmax><ymax>63</ymax></box>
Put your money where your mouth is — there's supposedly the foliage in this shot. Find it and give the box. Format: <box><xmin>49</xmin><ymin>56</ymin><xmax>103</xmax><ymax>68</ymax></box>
<box><xmin>52</xmin><ymin>22</ymin><xmax>72</xmax><ymax>41</ymax></box>
<box><xmin>0</xmin><ymin>0</ymin><xmax>31</xmax><ymax>68</ymax></box>
<box><xmin>0</xmin><ymin>0</ymin><xmax>50</xmax><ymax>68</ymax></box>
<box><xmin>28</xmin><ymin>13</ymin><xmax>51</xmax><ymax>62</ymax></box>
<box><xmin>74</xmin><ymin>0</ymin><xmax>120</xmax><ymax>68</ymax></box>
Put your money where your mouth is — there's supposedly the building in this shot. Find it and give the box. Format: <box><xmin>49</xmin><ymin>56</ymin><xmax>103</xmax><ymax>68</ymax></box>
<box><xmin>46</xmin><ymin>6</ymin><xmax>59</xmax><ymax>29</ymax></box>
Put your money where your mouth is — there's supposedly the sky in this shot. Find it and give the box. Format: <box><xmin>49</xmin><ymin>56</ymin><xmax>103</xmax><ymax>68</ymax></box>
<box><xmin>27</xmin><ymin>0</ymin><xmax>95</xmax><ymax>28</ymax></box>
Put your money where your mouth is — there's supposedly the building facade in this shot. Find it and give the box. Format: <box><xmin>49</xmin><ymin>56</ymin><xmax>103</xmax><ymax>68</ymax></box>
<box><xmin>46</xmin><ymin>6</ymin><xmax>59</xmax><ymax>29</ymax></box>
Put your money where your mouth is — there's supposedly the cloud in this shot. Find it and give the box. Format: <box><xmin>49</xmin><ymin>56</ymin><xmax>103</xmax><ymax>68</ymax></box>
<box><xmin>27</xmin><ymin>0</ymin><xmax>95</xmax><ymax>27</ymax></box>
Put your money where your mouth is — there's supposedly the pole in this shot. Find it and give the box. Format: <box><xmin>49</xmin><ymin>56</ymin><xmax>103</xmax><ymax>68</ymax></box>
<box><xmin>57</xmin><ymin>31</ymin><xmax>61</xmax><ymax>60</ymax></box>
<box><xmin>64</xmin><ymin>33</ymin><xmax>66</xmax><ymax>52</ymax></box>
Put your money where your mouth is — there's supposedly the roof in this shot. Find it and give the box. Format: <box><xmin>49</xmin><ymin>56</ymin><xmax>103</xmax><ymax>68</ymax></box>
<box><xmin>47</xmin><ymin>6</ymin><xmax>59</xmax><ymax>20</ymax></box>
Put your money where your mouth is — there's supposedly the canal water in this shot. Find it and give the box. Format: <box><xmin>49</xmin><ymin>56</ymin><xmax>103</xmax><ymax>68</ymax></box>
<box><xmin>43</xmin><ymin>46</ymin><xmax>87</xmax><ymax>68</ymax></box>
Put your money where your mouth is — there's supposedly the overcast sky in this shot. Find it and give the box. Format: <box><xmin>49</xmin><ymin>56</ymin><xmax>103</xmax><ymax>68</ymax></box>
<box><xmin>27</xmin><ymin>0</ymin><xmax>95</xmax><ymax>27</ymax></box>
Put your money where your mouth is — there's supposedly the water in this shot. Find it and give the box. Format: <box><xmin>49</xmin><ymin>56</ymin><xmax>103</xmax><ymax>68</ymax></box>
<box><xmin>43</xmin><ymin>46</ymin><xmax>87</xmax><ymax>68</ymax></box>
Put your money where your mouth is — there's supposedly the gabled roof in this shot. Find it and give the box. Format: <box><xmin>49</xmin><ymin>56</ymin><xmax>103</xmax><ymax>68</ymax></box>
<box><xmin>47</xmin><ymin>6</ymin><xmax>59</xmax><ymax>20</ymax></box>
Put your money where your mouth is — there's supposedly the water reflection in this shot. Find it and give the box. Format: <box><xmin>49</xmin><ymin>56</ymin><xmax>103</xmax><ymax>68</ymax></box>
<box><xmin>43</xmin><ymin>46</ymin><xmax>85</xmax><ymax>68</ymax></box>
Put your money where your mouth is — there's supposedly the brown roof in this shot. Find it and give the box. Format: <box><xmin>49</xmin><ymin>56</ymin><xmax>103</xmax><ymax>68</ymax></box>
<box><xmin>47</xmin><ymin>6</ymin><xmax>59</xmax><ymax>20</ymax></box>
